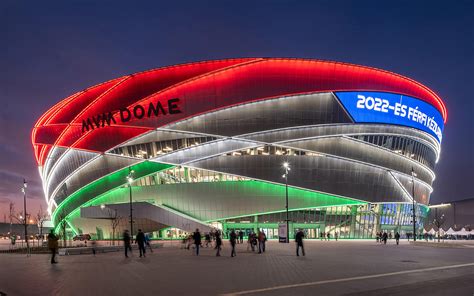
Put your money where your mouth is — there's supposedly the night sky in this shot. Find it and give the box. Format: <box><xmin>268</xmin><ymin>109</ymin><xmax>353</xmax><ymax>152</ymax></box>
<box><xmin>1</xmin><ymin>1</ymin><xmax>473</xmax><ymax>219</ymax></box>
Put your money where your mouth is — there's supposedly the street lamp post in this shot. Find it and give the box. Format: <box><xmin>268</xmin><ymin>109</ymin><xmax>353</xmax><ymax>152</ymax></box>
<box><xmin>127</xmin><ymin>169</ymin><xmax>135</xmax><ymax>239</ymax></box>
<box><xmin>283</xmin><ymin>162</ymin><xmax>290</xmax><ymax>243</ymax></box>
<box><xmin>411</xmin><ymin>167</ymin><xmax>417</xmax><ymax>242</ymax></box>
<box><xmin>21</xmin><ymin>179</ymin><xmax>30</xmax><ymax>256</ymax></box>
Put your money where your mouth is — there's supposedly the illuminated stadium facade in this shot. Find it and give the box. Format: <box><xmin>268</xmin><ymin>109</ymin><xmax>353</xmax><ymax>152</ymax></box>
<box><xmin>32</xmin><ymin>58</ymin><xmax>447</xmax><ymax>239</ymax></box>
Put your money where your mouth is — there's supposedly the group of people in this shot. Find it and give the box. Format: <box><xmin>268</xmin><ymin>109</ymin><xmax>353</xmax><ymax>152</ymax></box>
<box><xmin>45</xmin><ymin>227</ymin><xmax>309</xmax><ymax>264</ymax></box>
<box><xmin>183</xmin><ymin>228</ymin><xmax>309</xmax><ymax>257</ymax></box>
<box><xmin>122</xmin><ymin>229</ymin><xmax>153</xmax><ymax>258</ymax></box>
<box><xmin>226</xmin><ymin>229</ymin><xmax>268</xmax><ymax>257</ymax></box>
<box><xmin>376</xmin><ymin>231</ymin><xmax>401</xmax><ymax>245</ymax></box>
<box><xmin>182</xmin><ymin>228</ymin><xmax>223</xmax><ymax>256</ymax></box>
<box><xmin>245</xmin><ymin>230</ymin><xmax>267</xmax><ymax>253</ymax></box>
<box><xmin>182</xmin><ymin>229</ymin><xmax>269</xmax><ymax>257</ymax></box>
<box><xmin>46</xmin><ymin>225</ymin><xmax>411</xmax><ymax>264</ymax></box>
<box><xmin>319</xmin><ymin>232</ymin><xmax>338</xmax><ymax>241</ymax></box>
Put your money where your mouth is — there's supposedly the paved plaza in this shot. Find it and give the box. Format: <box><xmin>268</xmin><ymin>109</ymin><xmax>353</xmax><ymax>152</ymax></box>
<box><xmin>0</xmin><ymin>240</ymin><xmax>473</xmax><ymax>296</ymax></box>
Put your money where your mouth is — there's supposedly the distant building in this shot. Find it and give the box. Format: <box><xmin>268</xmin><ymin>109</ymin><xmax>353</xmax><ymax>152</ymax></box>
<box><xmin>0</xmin><ymin>222</ymin><xmax>52</xmax><ymax>238</ymax></box>
<box><xmin>425</xmin><ymin>198</ymin><xmax>474</xmax><ymax>230</ymax></box>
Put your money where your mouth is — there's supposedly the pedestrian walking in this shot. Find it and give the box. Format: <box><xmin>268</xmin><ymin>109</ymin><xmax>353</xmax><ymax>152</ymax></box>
<box><xmin>47</xmin><ymin>229</ymin><xmax>59</xmax><ymax>264</ymax></box>
<box><xmin>230</xmin><ymin>230</ymin><xmax>237</xmax><ymax>257</ymax></box>
<box><xmin>251</xmin><ymin>232</ymin><xmax>257</xmax><ymax>252</ymax></box>
<box><xmin>247</xmin><ymin>233</ymin><xmax>252</xmax><ymax>251</ymax></box>
<box><xmin>247</xmin><ymin>232</ymin><xmax>257</xmax><ymax>252</ymax></box>
<box><xmin>215</xmin><ymin>230</ymin><xmax>222</xmax><ymax>256</ymax></box>
<box><xmin>91</xmin><ymin>240</ymin><xmax>97</xmax><ymax>256</ymax></box>
<box><xmin>382</xmin><ymin>231</ymin><xmax>388</xmax><ymax>245</ymax></box>
<box><xmin>295</xmin><ymin>229</ymin><xmax>305</xmax><ymax>256</ymax></box>
<box><xmin>239</xmin><ymin>230</ymin><xmax>244</xmax><ymax>244</ymax></box>
<box><xmin>258</xmin><ymin>230</ymin><xmax>266</xmax><ymax>254</ymax></box>
<box><xmin>335</xmin><ymin>232</ymin><xmax>338</xmax><ymax>241</ymax></box>
<box><xmin>395</xmin><ymin>232</ymin><xmax>400</xmax><ymax>245</ymax></box>
<box><xmin>205</xmin><ymin>233</ymin><xmax>211</xmax><ymax>247</ymax></box>
<box><xmin>181</xmin><ymin>236</ymin><xmax>187</xmax><ymax>249</ymax></box>
<box><xmin>136</xmin><ymin>229</ymin><xmax>146</xmax><ymax>257</ymax></box>
<box><xmin>145</xmin><ymin>233</ymin><xmax>153</xmax><ymax>253</ymax></box>
<box><xmin>123</xmin><ymin>230</ymin><xmax>131</xmax><ymax>258</ymax></box>
<box><xmin>186</xmin><ymin>234</ymin><xmax>193</xmax><ymax>250</ymax></box>
<box><xmin>326</xmin><ymin>232</ymin><xmax>330</xmax><ymax>241</ymax></box>
<box><xmin>193</xmin><ymin>229</ymin><xmax>201</xmax><ymax>256</ymax></box>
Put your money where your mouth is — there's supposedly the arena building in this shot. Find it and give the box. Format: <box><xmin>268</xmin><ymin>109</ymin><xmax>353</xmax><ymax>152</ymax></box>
<box><xmin>31</xmin><ymin>58</ymin><xmax>447</xmax><ymax>240</ymax></box>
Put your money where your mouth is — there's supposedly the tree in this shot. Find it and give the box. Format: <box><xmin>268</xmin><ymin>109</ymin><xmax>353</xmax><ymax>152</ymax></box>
<box><xmin>36</xmin><ymin>206</ymin><xmax>49</xmax><ymax>242</ymax></box>
<box><xmin>431</xmin><ymin>209</ymin><xmax>446</xmax><ymax>243</ymax></box>
<box><xmin>107</xmin><ymin>208</ymin><xmax>121</xmax><ymax>246</ymax></box>
<box><xmin>8</xmin><ymin>203</ymin><xmax>31</xmax><ymax>251</ymax></box>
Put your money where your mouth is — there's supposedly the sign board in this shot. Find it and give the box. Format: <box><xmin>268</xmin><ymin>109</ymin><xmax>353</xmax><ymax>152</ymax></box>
<box><xmin>278</xmin><ymin>223</ymin><xmax>288</xmax><ymax>243</ymax></box>
<box><xmin>335</xmin><ymin>92</ymin><xmax>444</xmax><ymax>143</ymax></box>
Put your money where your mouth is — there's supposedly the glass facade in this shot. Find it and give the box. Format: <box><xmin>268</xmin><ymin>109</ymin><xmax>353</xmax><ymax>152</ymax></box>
<box><xmin>221</xmin><ymin>203</ymin><xmax>427</xmax><ymax>239</ymax></box>
<box><xmin>350</xmin><ymin>135</ymin><xmax>437</xmax><ymax>169</ymax></box>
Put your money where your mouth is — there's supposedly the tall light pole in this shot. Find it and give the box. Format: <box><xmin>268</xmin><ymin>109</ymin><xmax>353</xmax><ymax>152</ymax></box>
<box><xmin>21</xmin><ymin>179</ymin><xmax>30</xmax><ymax>256</ymax></box>
<box><xmin>411</xmin><ymin>167</ymin><xmax>417</xmax><ymax>242</ymax></box>
<box><xmin>126</xmin><ymin>169</ymin><xmax>135</xmax><ymax>239</ymax></box>
<box><xmin>282</xmin><ymin>162</ymin><xmax>290</xmax><ymax>243</ymax></box>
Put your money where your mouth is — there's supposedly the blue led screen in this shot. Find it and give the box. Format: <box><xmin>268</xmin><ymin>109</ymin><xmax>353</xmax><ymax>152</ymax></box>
<box><xmin>335</xmin><ymin>92</ymin><xmax>444</xmax><ymax>143</ymax></box>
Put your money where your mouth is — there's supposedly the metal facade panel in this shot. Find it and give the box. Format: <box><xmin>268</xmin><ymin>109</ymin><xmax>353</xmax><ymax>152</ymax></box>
<box><xmin>43</xmin><ymin>146</ymin><xmax>68</xmax><ymax>178</ymax></box>
<box><xmin>114</xmin><ymin>129</ymin><xmax>223</xmax><ymax>149</ymax></box>
<box><xmin>165</xmin><ymin>93</ymin><xmax>351</xmax><ymax>136</ymax></box>
<box><xmin>46</xmin><ymin>149</ymin><xmax>99</xmax><ymax>199</ymax></box>
<box><xmin>284</xmin><ymin>137</ymin><xmax>434</xmax><ymax>184</ymax></box>
<box><xmin>244</xmin><ymin>124</ymin><xmax>439</xmax><ymax>151</ymax></box>
<box><xmin>52</xmin><ymin>154</ymin><xmax>139</xmax><ymax>205</ymax></box>
<box><xmin>153</xmin><ymin>139</ymin><xmax>260</xmax><ymax>165</ymax></box>
<box><xmin>188</xmin><ymin>155</ymin><xmax>417</xmax><ymax>205</ymax></box>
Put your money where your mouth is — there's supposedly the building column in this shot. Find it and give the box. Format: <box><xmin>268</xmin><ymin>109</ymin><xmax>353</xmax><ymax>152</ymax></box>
<box><xmin>348</xmin><ymin>206</ymin><xmax>355</xmax><ymax>238</ymax></box>
<box><xmin>184</xmin><ymin>167</ymin><xmax>189</xmax><ymax>183</ymax></box>
<box><xmin>253</xmin><ymin>215</ymin><xmax>258</xmax><ymax>234</ymax></box>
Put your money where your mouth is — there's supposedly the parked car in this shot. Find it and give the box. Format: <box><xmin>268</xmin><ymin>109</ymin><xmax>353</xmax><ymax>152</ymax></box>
<box><xmin>73</xmin><ymin>234</ymin><xmax>91</xmax><ymax>241</ymax></box>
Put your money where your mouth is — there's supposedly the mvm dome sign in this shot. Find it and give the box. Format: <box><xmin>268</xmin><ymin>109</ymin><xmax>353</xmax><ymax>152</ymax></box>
<box><xmin>81</xmin><ymin>98</ymin><xmax>182</xmax><ymax>133</ymax></box>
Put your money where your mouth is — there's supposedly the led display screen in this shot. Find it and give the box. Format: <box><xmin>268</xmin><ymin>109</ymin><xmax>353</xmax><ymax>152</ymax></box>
<box><xmin>335</xmin><ymin>92</ymin><xmax>444</xmax><ymax>143</ymax></box>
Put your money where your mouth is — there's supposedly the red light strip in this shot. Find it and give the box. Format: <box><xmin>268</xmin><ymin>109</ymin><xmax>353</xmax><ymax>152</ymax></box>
<box><xmin>33</xmin><ymin>58</ymin><xmax>448</xmax><ymax>165</ymax></box>
<box><xmin>32</xmin><ymin>92</ymin><xmax>81</xmax><ymax>164</ymax></box>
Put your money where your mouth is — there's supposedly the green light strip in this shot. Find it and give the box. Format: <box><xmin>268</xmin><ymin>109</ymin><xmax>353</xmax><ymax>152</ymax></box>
<box><xmin>202</xmin><ymin>179</ymin><xmax>364</xmax><ymax>222</ymax></box>
<box><xmin>52</xmin><ymin>161</ymin><xmax>173</xmax><ymax>225</ymax></box>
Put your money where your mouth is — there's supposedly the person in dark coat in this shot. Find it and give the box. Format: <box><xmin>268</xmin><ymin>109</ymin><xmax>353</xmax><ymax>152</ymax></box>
<box><xmin>250</xmin><ymin>232</ymin><xmax>257</xmax><ymax>252</ymax></box>
<box><xmin>193</xmin><ymin>229</ymin><xmax>201</xmax><ymax>256</ymax></box>
<box><xmin>145</xmin><ymin>233</ymin><xmax>153</xmax><ymax>253</ymax></box>
<box><xmin>135</xmin><ymin>229</ymin><xmax>146</xmax><ymax>257</ymax></box>
<box><xmin>230</xmin><ymin>230</ymin><xmax>237</xmax><ymax>257</ymax></box>
<box><xmin>239</xmin><ymin>230</ymin><xmax>244</xmax><ymax>244</ymax></box>
<box><xmin>123</xmin><ymin>230</ymin><xmax>131</xmax><ymax>258</ymax></box>
<box><xmin>258</xmin><ymin>230</ymin><xmax>266</xmax><ymax>254</ymax></box>
<box><xmin>382</xmin><ymin>231</ymin><xmax>388</xmax><ymax>245</ymax></box>
<box><xmin>215</xmin><ymin>230</ymin><xmax>222</xmax><ymax>256</ymax></box>
<box><xmin>47</xmin><ymin>229</ymin><xmax>59</xmax><ymax>264</ymax></box>
<box><xmin>395</xmin><ymin>232</ymin><xmax>400</xmax><ymax>245</ymax></box>
<box><xmin>205</xmin><ymin>233</ymin><xmax>211</xmax><ymax>247</ymax></box>
<box><xmin>295</xmin><ymin>229</ymin><xmax>305</xmax><ymax>256</ymax></box>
